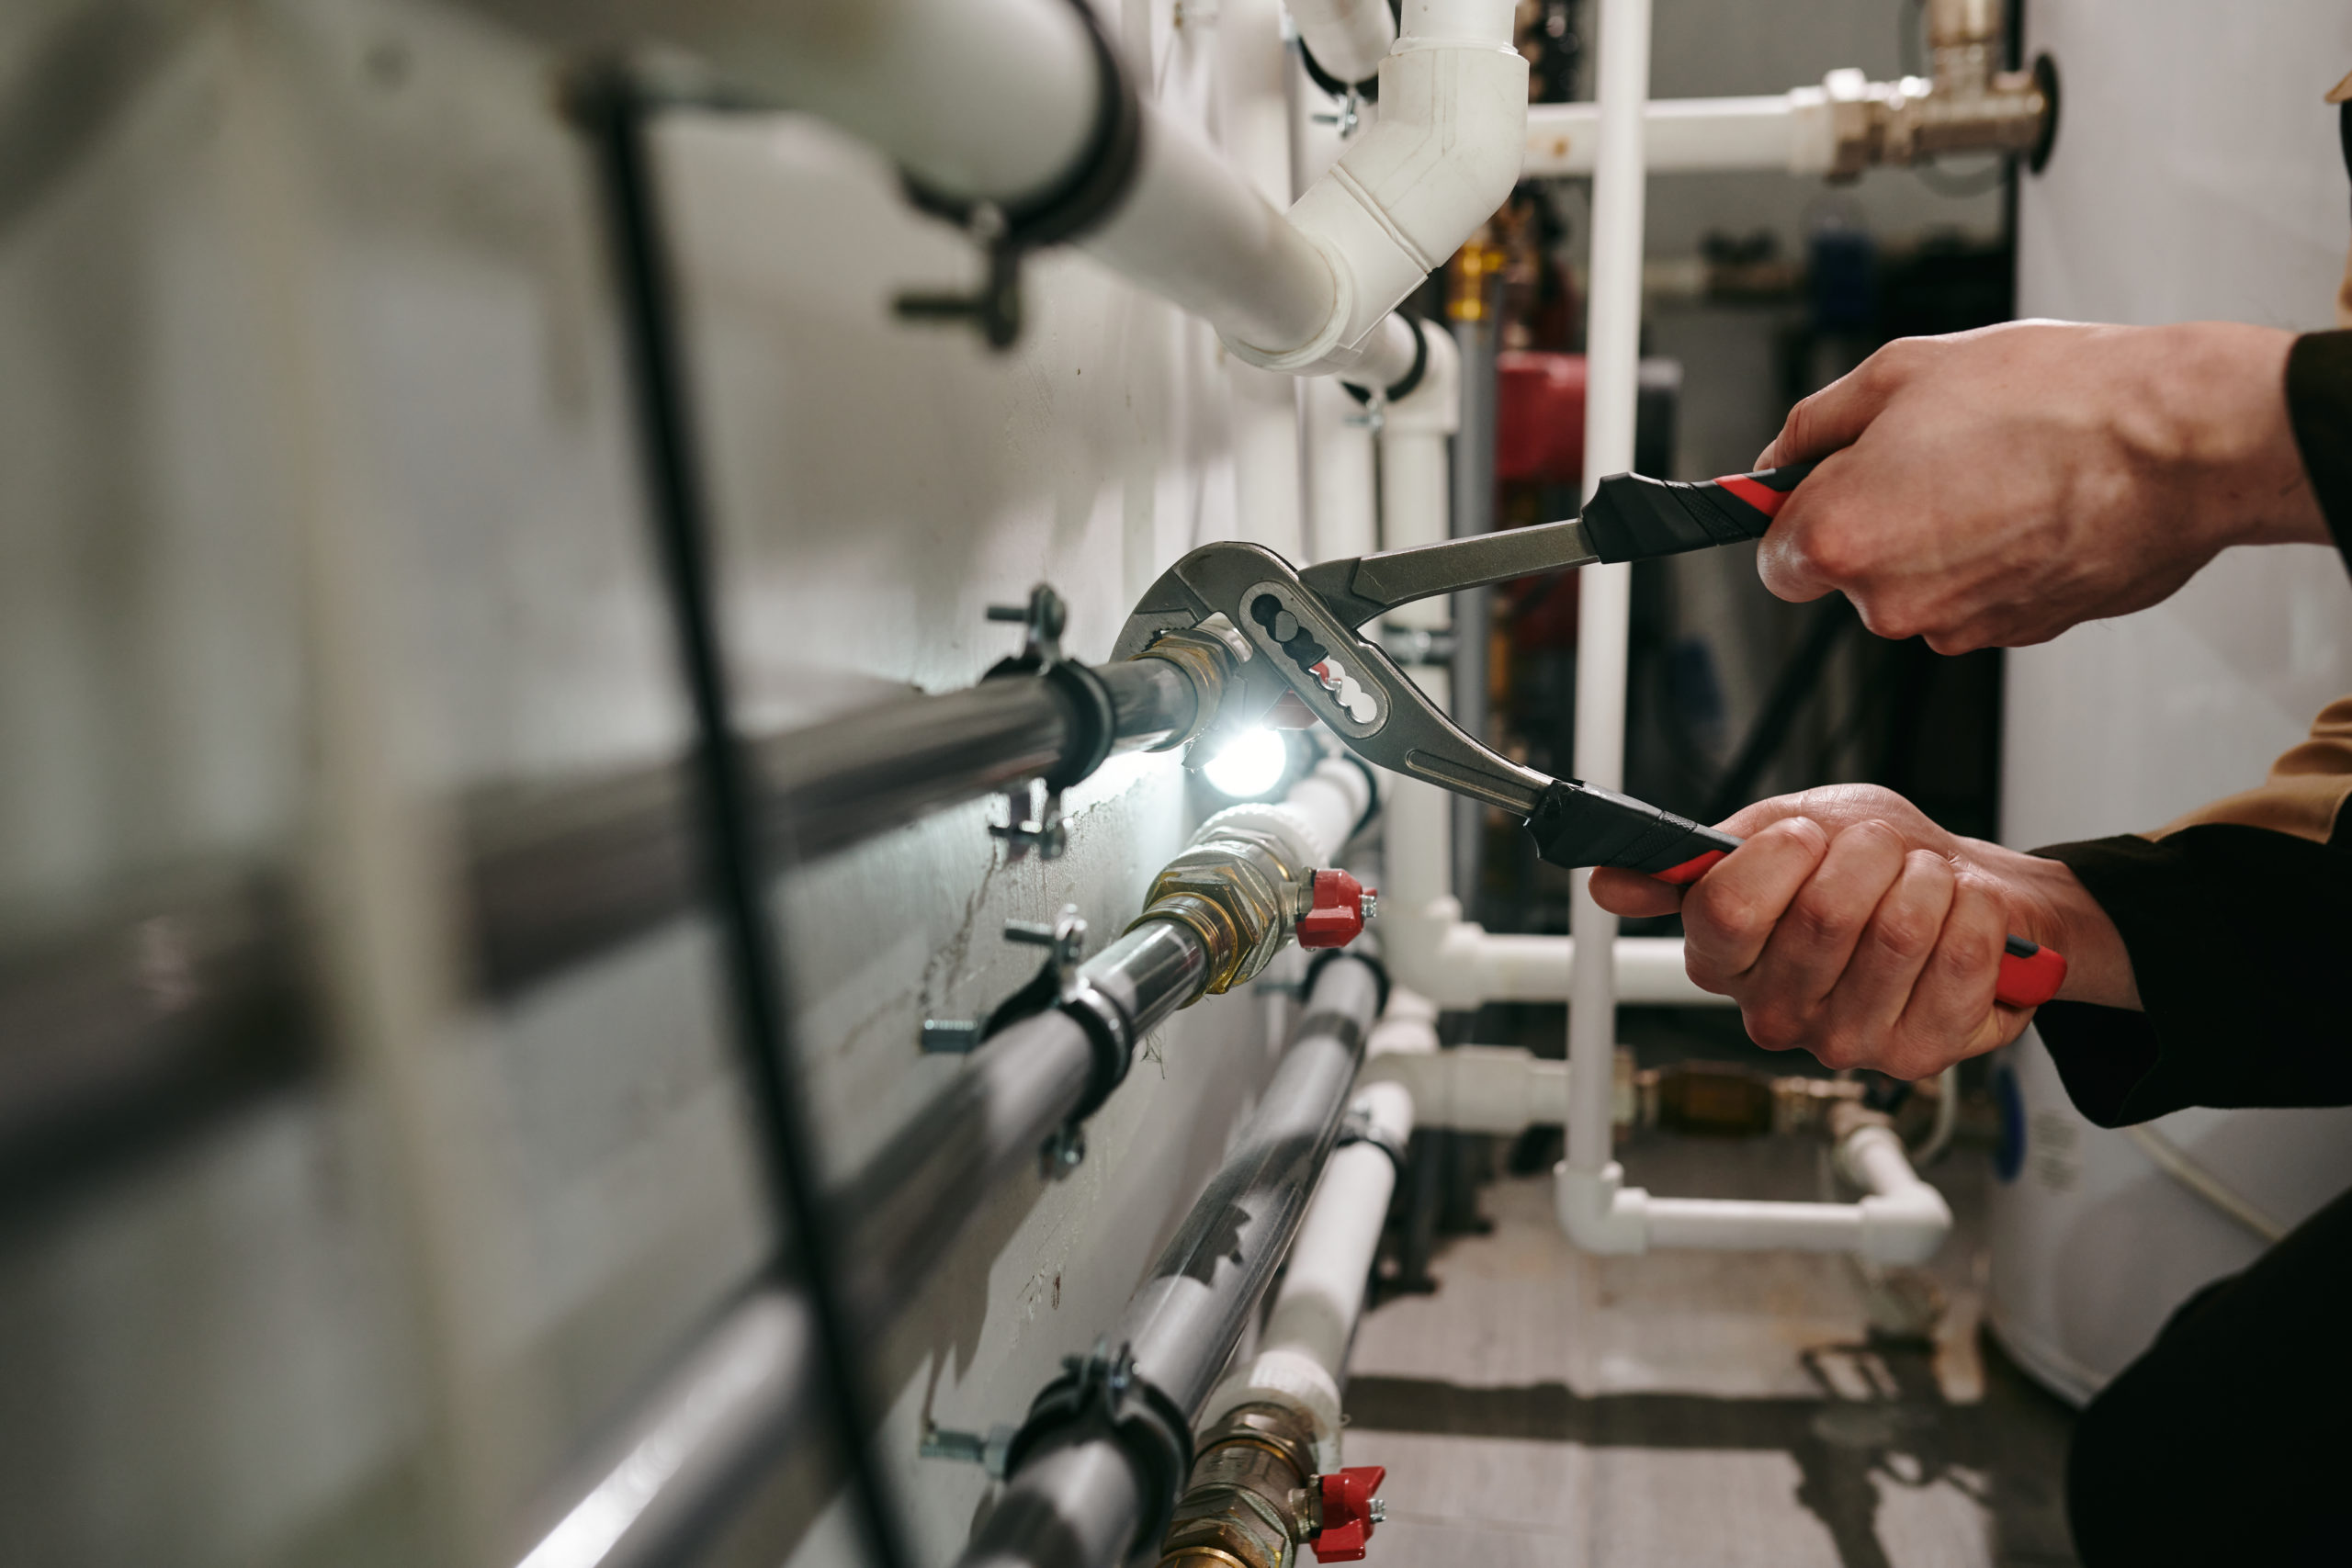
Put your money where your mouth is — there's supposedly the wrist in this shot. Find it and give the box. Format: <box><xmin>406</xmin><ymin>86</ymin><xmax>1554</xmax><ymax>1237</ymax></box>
<box><xmin>1962</xmin><ymin>838</ymin><xmax>2143</xmax><ymax>1010</ymax></box>
<box><xmin>2143</xmin><ymin>322</ymin><xmax>2329</xmax><ymax>549</ymax></box>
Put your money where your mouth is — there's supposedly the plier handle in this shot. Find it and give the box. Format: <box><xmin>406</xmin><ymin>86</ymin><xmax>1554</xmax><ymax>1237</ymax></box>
<box><xmin>1113</xmin><ymin>461</ymin><xmax>2067</xmax><ymax>1009</ymax></box>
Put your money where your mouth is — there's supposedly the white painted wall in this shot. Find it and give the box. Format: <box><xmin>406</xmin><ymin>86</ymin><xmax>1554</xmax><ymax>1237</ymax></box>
<box><xmin>1991</xmin><ymin>0</ymin><xmax>2352</xmax><ymax>1404</ymax></box>
<box><xmin>0</xmin><ymin>1</ymin><xmax>1299</xmax><ymax>1563</ymax></box>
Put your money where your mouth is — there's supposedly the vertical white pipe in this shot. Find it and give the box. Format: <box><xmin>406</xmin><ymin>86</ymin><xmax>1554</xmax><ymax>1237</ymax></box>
<box><xmin>1220</xmin><ymin>0</ymin><xmax>1308</xmax><ymax>556</ymax></box>
<box><xmin>1566</xmin><ymin>0</ymin><xmax>1650</xmax><ymax>1176</ymax></box>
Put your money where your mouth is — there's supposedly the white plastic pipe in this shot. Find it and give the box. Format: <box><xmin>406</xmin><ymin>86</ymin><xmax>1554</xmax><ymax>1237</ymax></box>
<box><xmin>1521</xmin><ymin>91</ymin><xmax>1845</xmax><ymax>177</ymax></box>
<box><xmin>1566</xmin><ymin>0</ymin><xmax>1650</xmax><ymax>1179</ymax></box>
<box><xmin>1220</xmin><ymin>0</ymin><xmax>1309</xmax><ymax>556</ymax></box>
<box><xmin>1554</xmin><ymin>1122</ymin><xmax>1952</xmax><ymax>1265</ymax></box>
<box><xmin>1303</xmin><ymin>378</ymin><xmax>1379</xmax><ymax>562</ymax></box>
<box><xmin>1379</xmin><ymin>766</ymin><xmax>1729</xmax><ymax>1008</ymax></box>
<box><xmin>1227</xmin><ymin>0</ymin><xmax>1529</xmax><ymax>376</ymax></box>
<box><xmin>1289</xmin><ymin>0</ymin><xmax>1400</xmax><ymax>87</ymax></box>
<box><xmin>1359</xmin><ymin>1043</ymin><xmax>1568</xmax><ymax>1133</ymax></box>
<box><xmin>1203</xmin><ymin>990</ymin><xmax>1433</xmax><ymax>1467</ymax></box>
<box><xmin>1376</xmin><ymin>325</ymin><xmax>1459</xmax><ymax>592</ymax></box>
<box><xmin>1211</xmin><ymin>755</ymin><xmax>1377</xmax><ymax>873</ymax></box>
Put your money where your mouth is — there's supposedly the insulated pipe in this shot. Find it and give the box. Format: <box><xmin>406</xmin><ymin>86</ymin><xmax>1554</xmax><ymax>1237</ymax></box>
<box><xmin>514</xmin><ymin>759</ymin><xmax>1378</xmax><ymax>1568</ymax></box>
<box><xmin>1566</xmin><ymin>0</ymin><xmax>1650</xmax><ymax>1179</ymax></box>
<box><xmin>1290</xmin><ymin>0</ymin><xmax>1399</xmax><ymax>88</ymax></box>
<box><xmin>956</xmin><ymin>955</ymin><xmax>1385</xmax><ymax>1568</ymax></box>
<box><xmin>466</xmin><ymin>654</ymin><xmax>1204</xmax><ymax>996</ymax></box>
<box><xmin>1201</xmin><ymin>988</ymin><xmax>1433</xmax><ymax>1467</ymax></box>
<box><xmin>515</xmin><ymin>920</ymin><xmax>1211</xmax><ymax>1568</ymax></box>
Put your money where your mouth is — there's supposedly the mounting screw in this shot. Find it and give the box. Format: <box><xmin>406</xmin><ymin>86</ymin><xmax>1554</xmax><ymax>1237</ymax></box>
<box><xmin>986</xmin><ymin>582</ymin><xmax>1068</xmax><ymax>666</ymax></box>
<box><xmin>919</xmin><ymin>1018</ymin><xmax>984</xmax><ymax>1055</ymax></box>
<box><xmin>1358</xmin><ymin>891</ymin><xmax>1378</xmax><ymax>922</ymax></box>
<box><xmin>1040</xmin><ymin>1122</ymin><xmax>1087</xmax><ymax>1179</ymax></box>
<box><xmin>1311</xmin><ymin>85</ymin><xmax>1363</xmax><ymax>138</ymax></box>
<box><xmin>921</xmin><ymin>1421</ymin><xmax>1019</xmax><ymax>1477</ymax></box>
<box><xmin>1005</xmin><ymin>903</ymin><xmax>1088</xmax><ymax>992</ymax></box>
<box><xmin>1368</xmin><ymin>1499</ymin><xmax>1387</xmax><ymax>1524</ymax></box>
<box><xmin>990</xmin><ymin>778</ymin><xmax>1068</xmax><ymax>862</ymax></box>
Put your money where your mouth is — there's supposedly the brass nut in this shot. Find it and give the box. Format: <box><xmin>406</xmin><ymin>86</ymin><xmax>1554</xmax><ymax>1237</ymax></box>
<box><xmin>1129</xmin><ymin>828</ymin><xmax>1306</xmax><ymax>994</ymax></box>
<box><xmin>1129</xmin><ymin>629</ymin><xmax>1243</xmax><ymax>752</ymax></box>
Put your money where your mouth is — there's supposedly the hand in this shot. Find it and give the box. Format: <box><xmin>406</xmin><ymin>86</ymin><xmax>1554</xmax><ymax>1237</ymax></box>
<box><xmin>1589</xmin><ymin>784</ymin><xmax>2139</xmax><ymax>1079</ymax></box>
<box><xmin>1753</xmin><ymin>320</ymin><xmax>2329</xmax><ymax>652</ymax></box>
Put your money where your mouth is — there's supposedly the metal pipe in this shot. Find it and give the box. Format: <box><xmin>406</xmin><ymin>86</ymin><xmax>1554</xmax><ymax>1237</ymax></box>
<box><xmin>467</xmin><ymin>653</ymin><xmax>1199</xmax><ymax>996</ymax></box>
<box><xmin>955</xmin><ymin>954</ymin><xmax>1384</xmax><ymax>1568</ymax></box>
<box><xmin>0</xmin><ymin>653</ymin><xmax>1207</xmax><ymax>1212</ymax></box>
<box><xmin>514</xmin><ymin>919</ymin><xmax>1212</xmax><ymax>1568</ymax></box>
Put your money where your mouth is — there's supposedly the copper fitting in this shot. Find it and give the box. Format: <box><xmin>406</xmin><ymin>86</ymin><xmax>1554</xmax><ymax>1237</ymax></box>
<box><xmin>1131</xmin><ymin>823</ymin><xmax>1309</xmax><ymax>996</ymax></box>
<box><xmin>1159</xmin><ymin>1404</ymin><xmax>1321</xmax><ymax>1568</ymax></box>
<box><xmin>1445</xmin><ymin>231</ymin><xmax>1507</xmax><ymax>322</ymax></box>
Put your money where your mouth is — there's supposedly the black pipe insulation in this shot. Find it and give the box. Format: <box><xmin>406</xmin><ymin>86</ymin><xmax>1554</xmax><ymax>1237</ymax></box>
<box><xmin>514</xmin><ymin>918</ymin><xmax>1219</xmax><ymax>1568</ymax></box>
<box><xmin>0</xmin><ymin>650</ymin><xmax>1199</xmax><ymax>1223</ymax></box>
<box><xmin>958</xmin><ymin>953</ymin><xmax>1385</xmax><ymax>1568</ymax></box>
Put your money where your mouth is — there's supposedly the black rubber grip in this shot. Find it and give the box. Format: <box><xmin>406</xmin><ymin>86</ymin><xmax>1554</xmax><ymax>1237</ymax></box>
<box><xmin>1523</xmin><ymin>779</ymin><xmax>1740</xmax><ymax>876</ymax></box>
<box><xmin>1579</xmin><ymin>459</ymin><xmax>1818</xmax><ymax>564</ymax></box>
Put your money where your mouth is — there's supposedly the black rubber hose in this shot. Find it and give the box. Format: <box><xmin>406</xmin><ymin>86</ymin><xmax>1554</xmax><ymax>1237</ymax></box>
<box><xmin>572</xmin><ymin>63</ymin><xmax>911</xmax><ymax>1568</ymax></box>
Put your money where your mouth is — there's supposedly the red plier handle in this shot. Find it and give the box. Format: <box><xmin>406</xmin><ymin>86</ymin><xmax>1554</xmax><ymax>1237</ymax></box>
<box><xmin>1525</xmin><ymin>782</ymin><xmax>2067</xmax><ymax>1010</ymax></box>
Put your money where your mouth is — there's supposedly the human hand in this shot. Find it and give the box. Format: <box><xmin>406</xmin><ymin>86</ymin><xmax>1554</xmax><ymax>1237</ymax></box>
<box><xmin>1589</xmin><ymin>784</ymin><xmax>2138</xmax><ymax>1079</ymax></box>
<box><xmin>1752</xmin><ymin>320</ymin><xmax>2328</xmax><ymax>652</ymax></box>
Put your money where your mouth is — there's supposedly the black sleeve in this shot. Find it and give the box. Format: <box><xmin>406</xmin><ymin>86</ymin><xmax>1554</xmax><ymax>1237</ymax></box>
<box><xmin>2028</xmin><ymin>801</ymin><xmax>2352</xmax><ymax>1126</ymax></box>
<box><xmin>2286</xmin><ymin>330</ymin><xmax>2352</xmax><ymax>576</ymax></box>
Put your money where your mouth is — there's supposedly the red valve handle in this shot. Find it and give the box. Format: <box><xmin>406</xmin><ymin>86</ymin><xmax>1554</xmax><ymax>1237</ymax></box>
<box><xmin>1310</xmin><ymin>1465</ymin><xmax>1387</xmax><ymax>1563</ymax></box>
<box><xmin>1297</xmin><ymin>868</ymin><xmax>1375</xmax><ymax>950</ymax></box>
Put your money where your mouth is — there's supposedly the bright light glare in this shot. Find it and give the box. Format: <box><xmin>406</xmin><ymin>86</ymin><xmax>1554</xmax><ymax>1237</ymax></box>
<box><xmin>1202</xmin><ymin>727</ymin><xmax>1289</xmax><ymax>799</ymax></box>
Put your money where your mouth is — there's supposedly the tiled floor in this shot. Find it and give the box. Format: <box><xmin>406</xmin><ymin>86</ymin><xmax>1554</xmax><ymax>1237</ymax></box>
<box><xmin>1342</xmin><ymin>1135</ymin><xmax>2080</xmax><ymax>1568</ymax></box>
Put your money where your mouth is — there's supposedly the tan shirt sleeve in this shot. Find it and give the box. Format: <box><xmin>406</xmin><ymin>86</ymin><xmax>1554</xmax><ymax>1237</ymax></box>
<box><xmin>2150</xmin><ymin>696</ymin><xmax>2352</xmax><ymax>844</ymax></box>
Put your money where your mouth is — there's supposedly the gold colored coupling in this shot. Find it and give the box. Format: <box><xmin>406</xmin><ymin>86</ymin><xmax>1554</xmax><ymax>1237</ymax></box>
<box><xmin>1130</xmin><ymin>822</ymin><xmax>1310</xmax><ymax>997</ymax></box>
<box><xmin>1127</xmin><ymin>624</ymin><xmax>1249</xmax><ymax>752</ymax></box>
<box><xmin>1159</xmin><ymin>1404</ymin><xmax>1320</xmax><ymax>1568</ymax></box>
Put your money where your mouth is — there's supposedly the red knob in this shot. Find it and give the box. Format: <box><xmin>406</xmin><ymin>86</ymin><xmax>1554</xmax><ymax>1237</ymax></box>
<box><xmin>1310</xmin><ymin>1465</ymin><xmax>1387</xmax><ymax>1562</ymax></box>
<box><xmin>1296</xmin><ymin>870</ymin><xmax>1375</xmax><ymax>949</ymax></box>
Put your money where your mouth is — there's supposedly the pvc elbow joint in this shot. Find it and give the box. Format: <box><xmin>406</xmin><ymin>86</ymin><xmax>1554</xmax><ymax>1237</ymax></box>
<box><xmin>1225</xmin><ymin>0</ymin><xmax>1528</xmax><ymax>377</ymax></box>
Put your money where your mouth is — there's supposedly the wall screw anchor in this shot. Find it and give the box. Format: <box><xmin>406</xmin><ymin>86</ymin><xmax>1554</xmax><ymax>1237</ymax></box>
<box><xmin>990</xmin><ymin>777</ymin><xmax>1068</xmax><ymax>862</ymax></box>
<box><xmin>1040</xmin><ymin>1122</ymin><xmax>1087</xmax><ymax>1179</ymax></box>
<box><xmin>919</xmin><ymin>1018</ymin><xmax>985</xmax><ymax>1055</ymax></box>
<box><xmin>920</xmin><ymin>1421</ymin><xmax>1019</xmax><ymax>1477</ymax></box>
<box><xmin>987</xmin><ymin>582</ymin><xmax>1068</xmax><ymax>666</ymax></box>
<box><xmin>1005</xmin><ymin>904</ymin><xmax>1088</xmax><ymax>995</ymax></box>
<box><xmin>1311</xmin><ymin>85</ymin><xmax>1363</xmax><ymax>138</ymax></box>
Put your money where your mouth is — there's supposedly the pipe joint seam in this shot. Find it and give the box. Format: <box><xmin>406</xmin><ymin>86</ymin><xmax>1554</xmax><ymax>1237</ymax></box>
<box><xmin>1333</xmin><ymin>1100</ymin><xmax>1408</xmax><ymax>1174</ymax></box>
<box><xmin>899</xmin><ymin>0</ymin><xmax>1144</xmax><ymax>253</ymax></box>
<box><xmin>1221</xmin><ymin>228</ymin><xmax>1357</xmax><ymax>372</ymax></box>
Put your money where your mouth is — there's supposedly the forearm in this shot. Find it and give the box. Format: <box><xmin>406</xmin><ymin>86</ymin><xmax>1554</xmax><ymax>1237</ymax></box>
<box><xmin>2147</xmin><ymin>322</ymin><xmax>2330</xmax><ymax>551</ymax></box>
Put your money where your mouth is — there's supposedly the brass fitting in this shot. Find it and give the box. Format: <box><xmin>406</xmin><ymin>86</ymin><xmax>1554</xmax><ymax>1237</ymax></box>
<box><xmin>1131</xmin><ymin>821</ymin><xmax>1310</xmax><ymax>996</ymax></box>
<box><xmin>1128</xmin><ymin>624</ymin><xmax>1250</xmax><ymax>752</ymax></box>
<box><xmin>1818</xmin><ymin>0</ymin><xmax>2051</xmax><ymax>180</ymax></box>
<box><xmin>1159</xmin><ymin>1404</ymin><xmax>1321</xmax><ymax>1568</ymax></box>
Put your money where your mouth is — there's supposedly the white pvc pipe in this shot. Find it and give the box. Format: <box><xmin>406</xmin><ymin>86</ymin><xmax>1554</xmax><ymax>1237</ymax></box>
<box><xmin>1565</xmin><ymin>0</ymin><xmax>1650</xmax><ymax>1179</ymax></box>
<box><xmin>1303</xmin><ymin>378</ymin><xmax>1379</xmax><ymax>562</ymax></box>
<box><xmin>1229</xmin><ymin>0</ymin><xmax>1529</xmax><ymax>374</ymax></box>
<box><xmin>1379</xmin><ymin>766</ymin><xmax>1730</xmax><ymax>1007</ymax></box>
<box><xmin>1203</xmin><ymin>990</ymin><xmax>1434</xmax><ymax>1467</ymax></box>
<box><xmin>1220</xmin><ymin>0</ymin><xmax>1310</xmax><ymax>557</ymax></box>
<box><xmin>1522</xmin><ymin>92</ymin><xmax>1843</xmax><ymax>177</ymax></box>
<box><xmin>1554</xmin><ymin>1122</ymin><xmax>1952</xmax><ymax>1265</ymax></box>
<box><xmin>1289</xmin><ymin>0</ymin><xmax>1399</xmax><ymax>86</ymax></box>
<box><xmin>1359</xmin><ymin>1043</ymin><xmax>1569</xmax><ymax>1133</ymax></box>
